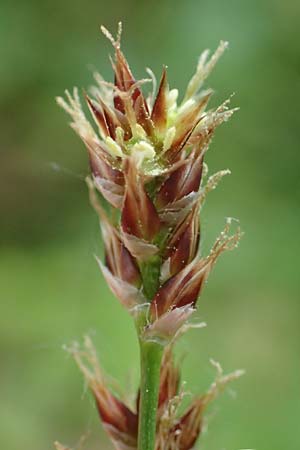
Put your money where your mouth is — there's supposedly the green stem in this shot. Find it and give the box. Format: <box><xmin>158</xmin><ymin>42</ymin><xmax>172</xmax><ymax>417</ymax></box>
<box><xmin>138</xmin><ymin>339</ymin><xmax>163</xmax><ymax>450</ymax></box>
<box><xmin>136</xmin><ymin>250</ymin><xmax>164</xmax><ymax>450</ymax></box>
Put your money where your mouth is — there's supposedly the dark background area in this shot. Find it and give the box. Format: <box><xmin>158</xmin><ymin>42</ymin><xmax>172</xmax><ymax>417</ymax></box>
<box><xmin>1</xmin><ymin>0</ymin><xmax>300</xmax><ymax>449</ymax></box>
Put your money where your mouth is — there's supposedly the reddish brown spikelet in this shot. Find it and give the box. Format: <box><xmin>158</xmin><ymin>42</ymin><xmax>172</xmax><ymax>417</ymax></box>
<box><xmin>158</xmin><ymin>346</ymin><xmax>180</xmax><ymax>411</ymax></box>
<box><xmin>171</xmin><ymin>398</ymin><xmax>204</xmax><ymax>450</ymax></box>
<box><xmin>167</xmin><ymin>119</ymin><xmax>202</xmax><ymax>163</ymax></box>
<box><xmin>121</xmin><ymin>158</ymin><xmax>160</xmax><ymax>241</ymax></box>
<box><xmin>85</xmin><ymin>94</ymin><xmax>110</xmax><ymax>138</ymax></box>
<box><xmin>166</xmin><ymin>92</ymin><xmax>211</xmax><ymax>161</ymax></box>
<box><xmin>105</xmin><ymin>24</ymin><xmax>148</xmax><ymax>119</ymax></box>
<box><xmin>114</xmin><ymin>49</ymin><xmax>143</xmax><ymax>104</ymax></box>
<box><xmin>165</xmin><ymin>204</ymin><xmax>200</xmax><ymax>277</ymax></box>
<box><xmin>88</xmin><ymin>145</ymin><xmax>124</xmax><ymax>185</ymax></box>
<box><xmin>95</xmin><ymin>384</ymin><xmax>138</xmax><ymax>440</ymax></box>
<box><xmin>151</xmin><ymin>220</ymin><xmax>241</xmax><ymax>318</ymax></box>
<box><xmin>151</xmin><ymin>68</ymin><xmax>168</xmax><ymax>135</ymax></box>
<box><xmin>166</xmin><ymin>360</ymin><xmax>245</xmax><ymax>450</ymax></box>
<box><xmin>97</xmin><ymin>394</ymin><xmax>137</xmax><ymax>450</ymax></box>
<box><xmin>87</xmin><ymin>148</ymin><xmax>124</xmax><ymax>209</ymax></box>
<box><xmin>150</xmin><ymin>257</ymin><xmax>208</xmax><ymax>318</ymax></box>
<box><xmin>98</xmin><ymin>97</ymin><xmax>121</xmax><ymax>140</ymax></box>
<box><xmin>69</xmin><ymin>337</ymin><xmax>138</xmax><ymax>450</ymax></box>
<box><xmin>134</xmin><ymin>93</ymin><xmax>155</xmax><ymax>136</ymax></box>
<box><xmin>102</xmin><ymin>223</ymin><xmax>141</xmax><ymax>287</ymax></box>
<box><xmin>107</xmin><ymin>241</ymin><xmax>141</xmax><ymax>287</ymax></box>
<box><xmin>157</xmin><ymin>152</ymin><xmax>203</xmax><ymax>209</ymax></box>
<box><xmin>87</xmin><ymin>177</ymin><xmax>141</xmax><ymax>295</ymax></box>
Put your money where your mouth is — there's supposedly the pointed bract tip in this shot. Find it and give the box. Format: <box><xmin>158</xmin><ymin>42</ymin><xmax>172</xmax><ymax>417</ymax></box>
<box><xmin>67</xmin><ymin>337</ymin><xmax>138</xmax><ymax>449</ymax></box>
<box><xmin>144</xmin><ymin>304</ymin><xmax>195</xmax><ymax>343</ymax></box>
<box><xmin>101</xmin><ymin>22</ymin><xmax>122</xmax><ymax>49</ymax></box>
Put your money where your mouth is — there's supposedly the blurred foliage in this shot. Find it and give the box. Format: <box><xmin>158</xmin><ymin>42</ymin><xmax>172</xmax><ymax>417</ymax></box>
<box><xmin>1</xmin><ymin>0</ymin><xmax>300</xmax><ymax>449</ymax></box>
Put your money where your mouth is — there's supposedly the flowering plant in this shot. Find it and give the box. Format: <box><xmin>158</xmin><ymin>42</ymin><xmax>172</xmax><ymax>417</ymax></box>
<box><xmin>56</xmin><ymin>23</ymin><xmax>243</xmax><ymax>450</ymax></box>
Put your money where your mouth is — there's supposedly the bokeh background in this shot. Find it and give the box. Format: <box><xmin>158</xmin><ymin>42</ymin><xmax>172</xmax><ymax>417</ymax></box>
<box><xmin>1</xmin><ymin>0</ymin><xmax>300</xmax><ymax>449</ymax></box>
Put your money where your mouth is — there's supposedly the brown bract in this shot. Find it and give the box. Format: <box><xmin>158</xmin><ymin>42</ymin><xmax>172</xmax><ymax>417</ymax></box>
<box><xmin>150</xmin><ymin>257</ymin><xmax>209</xmax><ymax>318</ymax></box>
<box><xmin>156</xmin><ymin>151</ymin><xmax>204</xmax><ymax>209</ymax></box>
<box><xmin>166</xmin><ymin>92</ymin><xmax>211</xmax><ymax>162</ymax></box>
<box><xmin>163</xmin><ymin>203</ymin><xmax>200</xmax><ymax>277</ymax></box>
<box><xmin>151</xmin><ymin>219</ymin><xmax>241</xmax><ymax>318</ymax></box>
<box><xmin>121</xmin><ymin>158</ymin><xmax>160</xmax><ymax>241</ymax></box>
<box><xmin>151</xmin><ymin>68</ymin><xmax>168</xmax><ymax>135</ymax></box>
<box><xmin>69</xmin><ymin>337</ymin><xmax>138</xmax><ymax>450</ymax></box>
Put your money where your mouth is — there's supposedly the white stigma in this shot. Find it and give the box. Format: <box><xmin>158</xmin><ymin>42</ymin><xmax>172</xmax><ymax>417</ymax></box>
<box><xmin>167</xmin><ymin>89</ymin><xmax>179</xmax><ymax>111</ymax></box>
<box><xmin>115</xmin><ymin>127</ymin><xmax>125</xmax><ymax>147</ymax></box>
<box><xmin>163</xmin><ymin>126</ymin><xmax>176</xmax><ymax>153</ymax></box>
<box><xmin>131</xmin><ymin>140</ymin><xmax>156</xmax><ymax>166</ymax></box>
<box><xmin>177</xmin><ymin>98</ymin><xmax>196</xmax><ymax>116</ymax></box>
<box><xmin>105</xmin><ymin>136</ymin><xmax>123</xmax><ymax>157</ymax></box>
<box><xmin>134</xmin><ymin>123</ymin><xmax>147</xmax><ymax>139</ymax></box>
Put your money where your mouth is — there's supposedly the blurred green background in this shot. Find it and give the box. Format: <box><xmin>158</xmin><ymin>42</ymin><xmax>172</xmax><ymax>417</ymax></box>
<box><xmin>1</xmin><ymin>0</ymin><xmax>299</xmax><ymax>449</ymax></box>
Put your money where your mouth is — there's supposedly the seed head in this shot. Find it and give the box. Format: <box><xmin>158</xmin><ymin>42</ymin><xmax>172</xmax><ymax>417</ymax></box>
<box><xmin>57</xmin><ymin>23</ymin><xmax>240</xmax><ymax>339</ymax></box>
<box><xmin>57</xmin><ymin>22</ymin><xmax>242</xmax><ymax>450</ymax></box>
<box><xmin>67</xmin><ymin>338</ymin><xmax>243</xmax><ymax>450</ymax></box>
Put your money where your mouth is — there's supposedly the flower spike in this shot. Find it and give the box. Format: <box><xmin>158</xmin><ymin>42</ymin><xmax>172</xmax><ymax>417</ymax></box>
<box><xmin>57</xmin><ymin>23</ymin><xmax>242</xmax><ymax>450</ymax></box>
<box><xmin>121</xmin><ymin>158</ymin><xmax>160</xmax><ymax>240</ymax></box>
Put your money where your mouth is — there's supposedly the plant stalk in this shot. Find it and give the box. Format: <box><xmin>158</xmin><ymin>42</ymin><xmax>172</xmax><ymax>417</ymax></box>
<box><xmin>138</xmin><ymin>339</ymin><xmax>163</xmax><ymax>450</ymax></box>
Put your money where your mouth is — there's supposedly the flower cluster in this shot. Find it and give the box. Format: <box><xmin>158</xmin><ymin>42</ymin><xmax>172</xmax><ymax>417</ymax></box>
<box><xmin>57</xmin><ymin>337</ymin><xmax>243</xmax><ymax>450</ymax></box>
<box><xmin>56</xmin><ymin>23</ymin><xmax>242</xmax><ymax>450</ymax></box>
